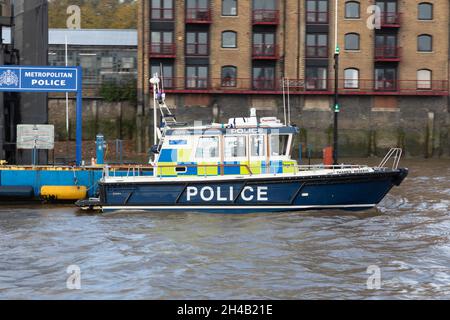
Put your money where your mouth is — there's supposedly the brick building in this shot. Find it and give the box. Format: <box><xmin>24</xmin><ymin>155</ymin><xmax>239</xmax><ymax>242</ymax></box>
<box><xmin>138</xmin><ymin>0</ymin><xmax>450</xmax><ymax>157</ymax></box>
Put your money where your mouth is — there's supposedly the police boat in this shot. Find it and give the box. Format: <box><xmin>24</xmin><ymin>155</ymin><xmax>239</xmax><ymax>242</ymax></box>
<box><xmin>76</xmin><ymin>76</ymin><xmax>408</xmax><ymax>214</ymax></box>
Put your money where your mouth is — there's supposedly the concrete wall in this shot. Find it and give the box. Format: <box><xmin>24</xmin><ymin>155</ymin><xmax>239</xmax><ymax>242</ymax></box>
<box><xmin>49</xmin><ymin>93</ymin><xmax>449</xmax><ymax>160</ymax></box>
<box><xmin>48</xmin><ymin>98</ymin><xmax>137</xmax><ymax>142</ymax></box>
<box><xmin>165</xmin><ymin>93</ymin><xmax>450</xmax><ymax>159</ymax></box>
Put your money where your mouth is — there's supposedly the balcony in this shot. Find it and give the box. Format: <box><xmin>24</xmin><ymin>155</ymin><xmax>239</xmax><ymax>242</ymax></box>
<box><xmin>306</xmin><ymin>11</ymin><xmax>329</xmax><ymax>24</ymax></box>
<box><xmin>150</xmin><ymin>8</ymin><xmax>174</xmax><ymax>21</ymax></box>
<box><xmin>375</xmin><ymin>46</ymin><xmax>401</xmax><ymax>62</ymax></box>
<box><xmin>185</xmin><ymin>77</ymin><xmax>209</xmax><ymax>89</ymax></box>
<box><xmin>253</xmin><ymin>78</ymin><xmax>277</xmax><ymax>91</ymax></box>
<box><xmin>252</xmin><ymin>10</ymin><xmax>279</xmax><ymax>25</ymax></box>
<box><xmin>186</xmin><ymin>8</ymin><xmax>212</xmax><ymax>24</ymax></box>
<box><xmin>150</xmin><ymin>43</ymin><xmax>176</xmax><ymax>58</ymax></box>
<box><xmin>157</xmin><ymin>77</ymin><xmax>448</xmax><ymax>96</ymax></box>
<box><xmin>306</xmin><ymin>45</ymin><xmax>329</xmax><ymax>59</ymax></box>
<box><xmin>252</xmin><ymin>44</ymin><xmax>278</xmax><ymax>60</ymax></box>
<box><xmin>379</xmin><ymin>12</ymin><xmax>401</xmax><ymax>28</ymax></box>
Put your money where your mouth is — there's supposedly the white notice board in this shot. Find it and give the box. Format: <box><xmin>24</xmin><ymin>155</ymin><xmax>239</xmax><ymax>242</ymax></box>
<box><xmin>17</xmin><ymin>124</ymin><xmax>55</xmax><ymax>150</ymax></box>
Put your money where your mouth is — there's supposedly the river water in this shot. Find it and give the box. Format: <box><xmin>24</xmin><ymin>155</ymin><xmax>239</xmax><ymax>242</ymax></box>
<box><xmin>0</xmin><ymin>159</ymin><xmax>449</xmax><ymax>300</ymax></box>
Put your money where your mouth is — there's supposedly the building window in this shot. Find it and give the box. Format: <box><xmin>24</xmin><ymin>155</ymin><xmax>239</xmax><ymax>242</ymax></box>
<box><xmin>253</xmin><ymin>0</ymin><xmax>276</xmax><ymax>10</ymax></box>
<box><xmin>418</xmin><ymin>34</ymin><xmax>432</xmax><ymax>52</ymax></box>
<box><xmin>222</xmin><ymin>0</ymin><xmax>237</xmax><ymax>16</ymax></box>
<box><xmin>306</xmin><ymin>67</ymin><xmax>327</xmax><ymax>90</ymax></box>
<box><xmin>375</xmin><ymin>67</ymin><xmax>397</xmax><ymax>91</ymax></box>
<box><xmin>151</xmin><ymin>64</ymin><xmax>174</xmax><ymax>88</ymax></box>
<box><xmin>345</xmin><ymin>33</ymin><xmax>360</xmax><ymax>50</ymax></box>
<box><xmin>306</xmin><ymin>34</ymin><xmax>328</xmax><ymax>58</ymax></box>
<box><xmin>222</xmin><ymin>31</ymin><xmax>237</xmax><ymax>48</ymax></box>
<box><xmin>417</xmin><ymin>69</ymin><xmax>432</xmax><ymax>89</ymax></box>
<box><xmin>186</xmin><ymin>31</ymin><xmax>208</xmax><ymax>55</ymax></box>
<box><xmin>376</xmin><ymin>0</ymin><xmax>398</xmax><ymax>24</ymax></box>
<box><xmin>221</xmin><ymin>66</ymin><xmax>237</xmax><ymax>87</ymax></box>
<box><xmin>418</xmin><ymin>3</ymin><xmax>433</xmax><ymax>20</ymax></box>
<box><xmin>151</xmin><ymin>0</ymin><xmax>173</xmax><ymax>20</ymax></box>
<box><xmin>345</xmin><ymin>1</ymin><xmax>360</xmax><ymax>19</ymax></box>
<box><xmin>253</xmin><ymin>66</ymin><xmax>275</xmax><ymax>90</ymax></box>
<box><xmin>253</xmin><ymin>32</ymin><xmax>276</xmax><ymax>57</ymax></box>
<box><xmin>186</xmin><ymin>0</ymin><xmax>210</xmax><ymax>21</ymax></box>
<box><xmin>306</xmin><ymin>0</ymin><xmax>328</xmax><ymax>24</ymax></box>
<box><xmin>186</xmin><ymin>65</ymin><xmax>208</xmax><ymax>89</ymax></box>
<box><xmin>344</xmin><ymin>68</ymin><xmax>359</xmax><ymax>89</ymax></box>
<box><xmin>151</xmin><ymin>31</ymin><xmax>174</xmax><ymax>55</ymax></box>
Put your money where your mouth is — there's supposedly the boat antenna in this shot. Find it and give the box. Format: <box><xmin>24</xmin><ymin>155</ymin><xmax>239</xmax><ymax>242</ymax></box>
<box><xmin>150</xmin><ymin>73</ymin><xmax>160</xmax><ymax>146</ymax></box>
<box><xmin>159</xmin><ymin>63</ymin><xmax>165</xmax><ymax>93</ymax></box>
<box><xmin>282</xmin><ymin>78</ymin><xmax>287</xmax><ymax>126</ymax></box>
<box><xmin>287</xmin><ymin>78</ymin><xmax>291</xmax><ymax>125</ymax></box>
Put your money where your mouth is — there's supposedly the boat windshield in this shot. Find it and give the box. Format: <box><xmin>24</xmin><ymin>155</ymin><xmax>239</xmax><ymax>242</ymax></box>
<box><xmin>224</xmin><ymin>136</ymin><xmax>247</xmax><ymax>158</ymax></box>
<box><xmin>270</xmin><ymin>135</ymin><xmax>289</xmax><ymax>156</ymax></box>
<box><xmin>196</xmin><ymin>136</ymin><xmax>220</xmax><ymax>159</ymax></box>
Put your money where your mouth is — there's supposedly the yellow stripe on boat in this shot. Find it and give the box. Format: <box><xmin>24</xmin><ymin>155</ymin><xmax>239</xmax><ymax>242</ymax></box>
<box><xmin>40</xmin><ymin>186</ymin><xmax>87</xmax><ymax>200</ymax></box>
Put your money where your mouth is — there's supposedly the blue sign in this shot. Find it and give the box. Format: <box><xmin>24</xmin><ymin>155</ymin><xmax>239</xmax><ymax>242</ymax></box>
<box><xmin>0</xmin><ymin>65</ymin><xmax>84</xmax><ymax>166</ymax></box>
<box><xmin>0</xmin><ymin>66</ymin><xmax>80</xmax><ymax>92</ymax></box>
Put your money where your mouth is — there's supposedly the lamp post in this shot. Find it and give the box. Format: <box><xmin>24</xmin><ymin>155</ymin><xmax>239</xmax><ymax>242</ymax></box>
<box><xmin>333</xmin><ymin>0</ymin><xmax>340</xmax><ymax>165</ymax></box>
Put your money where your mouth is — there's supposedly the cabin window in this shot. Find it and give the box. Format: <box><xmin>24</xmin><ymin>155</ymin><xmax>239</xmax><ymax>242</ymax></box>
<box><xmin>195</xmin><ymin>136</ymin><xmax>219</xmax><ymax>159</ymax></box>
<box><xmin>224</xmin><ymin>136</ymin><xmax>246</xmax><ymax>158</ymax></box>
<box><xmin>250</xmin><ymin>135</ymin><xmax>266</xmax><ymax>157</ymax></box>
<box><xmin>270</xmin><ymin>135</ymin><xmax>289</xmax><ymax>156</ymax></box>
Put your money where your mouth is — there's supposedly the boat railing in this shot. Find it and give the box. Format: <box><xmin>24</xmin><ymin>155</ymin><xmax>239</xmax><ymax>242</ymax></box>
<box><xmin>377</xmin><ymin>148</ymin><xmax>403</xmax><ymax>170</ymax></box>
<box><xmin>103</xmin><ymin>163</ymin><xmax>374</xmax><ymax>179</ymax></box>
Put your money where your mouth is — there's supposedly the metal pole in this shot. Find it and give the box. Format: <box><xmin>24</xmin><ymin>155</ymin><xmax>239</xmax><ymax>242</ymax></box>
<box><xmin>333</xmin><ymin>0</ymin><xmax>340</xmax><ymax>165</ymax></box>
<box><xmin>76</xmin><ymin>67</ymin><xmax>83</xmax><ymax>166</ymax></box>
<box><xmin>334</xmin><ymin>53</ymin><xmax>339</xmax><ymax>165</ymax></box>
<box><xmin>65</xmin><ymin>35</ymin><xmax>69</xmax><ymax>136</ymax></box>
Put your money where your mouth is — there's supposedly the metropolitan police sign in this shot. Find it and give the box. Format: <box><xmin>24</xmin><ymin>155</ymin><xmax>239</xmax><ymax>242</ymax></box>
<box><xmin>0</xmin><ymin>66</ymin><xmax>79</xmax><ymax>92</ymax></box>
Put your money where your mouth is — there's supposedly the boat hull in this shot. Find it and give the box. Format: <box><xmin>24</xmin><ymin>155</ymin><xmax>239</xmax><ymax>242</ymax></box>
<box><xmin>89</xmin><ymin>168</ymin><xmax>408</xmax><ymax>214</ymax></box>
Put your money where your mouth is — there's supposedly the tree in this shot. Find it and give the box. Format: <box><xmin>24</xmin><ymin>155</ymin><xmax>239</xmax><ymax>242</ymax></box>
<box><xmin>48</xmin><ymin>0</ymin><xmax>137</xmax><ymax>29</ymax></box>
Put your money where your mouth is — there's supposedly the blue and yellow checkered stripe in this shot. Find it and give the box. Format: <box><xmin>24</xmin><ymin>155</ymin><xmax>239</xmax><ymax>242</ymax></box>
<box><xmin>156</xmin><ymin>148</ymin><xmax>297</xmax><ymax>177</ymax></box>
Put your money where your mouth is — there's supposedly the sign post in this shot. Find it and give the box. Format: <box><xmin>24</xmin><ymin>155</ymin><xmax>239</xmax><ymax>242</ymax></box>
<box><xmin>0</xmin><ymin>65</ymin><xmax>83</xmax><ymax>166</ymax></box>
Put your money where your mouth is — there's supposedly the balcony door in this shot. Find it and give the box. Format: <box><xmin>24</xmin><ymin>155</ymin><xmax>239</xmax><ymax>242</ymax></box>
<box><xmin>375</xmin><ymin>67</ymin><xmax>397</xmax><ymax>91</ymax></box>
<box><xmin>375</xmin><ymin>34</ymin><xmax>397</xmax><ymax>58</ymax></box>
<box><xmin>253</xmin><ymin>33</ymin><xmax>275</xmax><ymax>56</ymax></box>
<box><xmin>151</xmin><ymin>31</ymin><xmax>174</xmax><ymax>55</ymax></box>
<box><xmin>376</xmin><ymin>0</ymin><xmax>398</xmax><ymax>23</ymax></box>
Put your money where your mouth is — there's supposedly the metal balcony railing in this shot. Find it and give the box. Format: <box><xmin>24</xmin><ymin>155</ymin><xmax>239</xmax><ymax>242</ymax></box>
<box><xmin>252</xmin><ymin>10</ymin><xmax>280</xmax><ymax>24</ymax></box>
<box><xmin>252</xmin><ymin>44</ymin><xmax>278</xmax><ymax>59</ymax></box>
<box><xmin>150</xmin><ymin>43</ymin><xmax>176</xmax><ymax>57</ymax></box>
<box><xmin>375</xmin><ymin>46</ymin><xmax>401</xmax><ymax>61</ymax></box>
<box><xmin>154</xmin><ymin>77</ymin><xmax>448</xmax><ymax>96</ymax></box>
<box><xmin>379</xmin><ymin>12</ymin><xmax>401</xmax><ymax>27</ymax></box>
<box><xmin>185</xmin><ymin>77</ymin><xmax>209</xmax><ymax>89</ymax></box>
<box><xmin>186</xmin><ymin>8</ymin><xmax>212</xmax><ymax>23</ymax></box>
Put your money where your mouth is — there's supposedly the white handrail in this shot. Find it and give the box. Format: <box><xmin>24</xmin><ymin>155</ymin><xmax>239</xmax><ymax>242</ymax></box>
<box><xmin>377</xmin><ymin>148</ymin><xmax>403</xmax><ymax>170</ymax></box>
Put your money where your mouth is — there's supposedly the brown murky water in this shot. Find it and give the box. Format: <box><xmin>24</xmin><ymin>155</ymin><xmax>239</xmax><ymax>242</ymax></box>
<box><xmin>0</xmin><ymin>159</ymin><xmax>449</xmax><ymax>299</ymax></box>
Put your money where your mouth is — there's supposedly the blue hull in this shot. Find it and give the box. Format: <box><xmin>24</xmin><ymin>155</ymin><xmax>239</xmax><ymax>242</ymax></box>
<box><xmin>93</xmin><ymin>169</ymin><xmax>408</xmax><ymax>214</ymax></box>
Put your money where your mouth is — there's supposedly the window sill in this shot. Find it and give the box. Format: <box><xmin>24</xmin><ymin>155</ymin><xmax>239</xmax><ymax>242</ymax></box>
<box><xmin>417</xmin><ymin>51</ymin><xmax>434</xmax><ymax>54</ymax></box>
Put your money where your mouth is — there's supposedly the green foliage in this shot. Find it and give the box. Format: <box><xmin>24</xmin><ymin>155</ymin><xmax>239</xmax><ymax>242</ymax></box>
<box><xmin>99</xmin><ymin>79</ymin><xmax>137</xmax><ymax>103</ymax></box>
<box><xmin>48</xmin><ymin>0</ymin><xmax>137</xmax><ymax>29</ymax></box>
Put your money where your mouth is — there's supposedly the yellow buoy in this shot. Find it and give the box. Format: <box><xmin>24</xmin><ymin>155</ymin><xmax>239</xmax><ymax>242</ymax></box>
<box><xmin>40</xmin><ymin>186</ymin><xmax>87</xmax><ymax>201</ymax></box>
